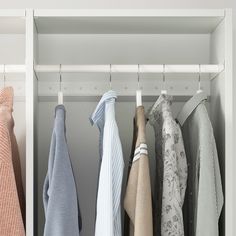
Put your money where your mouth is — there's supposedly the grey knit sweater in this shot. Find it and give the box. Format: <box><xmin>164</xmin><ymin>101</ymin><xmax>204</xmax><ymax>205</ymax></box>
<box><xmin>43</xmin><ymin>105</ymin><xmax>82</xmax><ymax>236</ymax></box>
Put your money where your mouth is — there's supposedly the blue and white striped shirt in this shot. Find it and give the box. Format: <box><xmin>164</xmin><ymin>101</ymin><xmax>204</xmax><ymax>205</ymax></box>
<box><xmin>90</xmin><ymin>90</ymin><xmax>124</xmax><ymax>236</ymax></box>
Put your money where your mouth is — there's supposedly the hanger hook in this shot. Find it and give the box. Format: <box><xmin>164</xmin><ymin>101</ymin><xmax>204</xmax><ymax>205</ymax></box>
<box><xmin>137</xmin><ymin>64</ymin><xmax>140</xmax><ymax>89</ymax></box>
<box><xmin>59</xmin><ymin>64</ymin><xmax>62</xmax><ymax>92</ymax></box>
<box><xmin>3</xmin><ymin>64</ymin><xmax>6</xmax><ymax>88</ymax></box>
<box><xmin>109</xmin><ymin>64</ymin><xmax>112</xmax><ymax>90</ymax></box>
<box><xmin>198</xmin><ymin>64</ymin><xmax>201</xmax><ymax>91</ymax></box>
<box><xmin>163</xmin><ymin>64</ymin><xmax>166</xmax><ymax>90</ymax></box>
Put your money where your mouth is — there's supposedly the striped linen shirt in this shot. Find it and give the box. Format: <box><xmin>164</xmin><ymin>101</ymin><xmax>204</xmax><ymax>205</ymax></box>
<box><xmin>90</xmin><ymin>90</ymin><xmax>124</xmax><ymax>236</ymax></box>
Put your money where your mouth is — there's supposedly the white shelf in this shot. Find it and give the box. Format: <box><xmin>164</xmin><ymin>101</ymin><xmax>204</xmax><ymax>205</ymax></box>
<box><xmin>34</xmin><ymin>9</ymin><xmax>225</xmax><ymax>34</ymax></box>
<box><xmin>34</xmin><ymin>9</ymin><xmax>225</xmax><ymax>17</ymax></box>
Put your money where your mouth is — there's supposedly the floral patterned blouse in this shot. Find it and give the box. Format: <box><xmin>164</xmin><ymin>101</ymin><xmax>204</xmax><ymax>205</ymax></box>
<box><xmin>148</xmin><ymin>94</ymin><xmax>188</xmax><ymax>236</ymax></box>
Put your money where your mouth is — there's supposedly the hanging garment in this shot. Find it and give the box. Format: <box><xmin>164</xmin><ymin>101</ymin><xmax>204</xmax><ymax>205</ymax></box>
<box><xmin>0</xmin><ymin>87</ymin><xmax>25</xmax><ymax>236</ymax></box>
<box><xmin>90</xmin><ymin>90</ymin><xmax>124</xmax><ymax>236</ymax></box>
<box><xmin>177</xmin><ymin>91</ymin><xmax>223</xmax><ymax>236</ymax></box>
<box><xmin>148</xmin><ymin>94</ymin><xmax>187</xmax><ymax>236</ymax></box>
<box><xmin>124</xmin><ymin>106</ymin><xmax>153</xmax><ymax>236</ymax></box>
<box><xmin>124</xmin><ymin>117</ymin><xmax>137</xmax><ymax>235</ymax></box>
<box><xmin>43</xmin><ymin>105</ymin><xmax>82</xmax><ymax>236</ymax></box>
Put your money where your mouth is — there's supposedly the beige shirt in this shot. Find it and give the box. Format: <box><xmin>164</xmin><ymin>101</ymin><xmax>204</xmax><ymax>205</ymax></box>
<box><xmin>124</xmin><ymin>106</ymin><xmax>153</xmax><ymax>236</ymax></box>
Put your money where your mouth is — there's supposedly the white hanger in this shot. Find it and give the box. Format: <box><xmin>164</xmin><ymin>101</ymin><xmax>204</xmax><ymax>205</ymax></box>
<box><xmin>197</xmin><ymin>64</ymin><xmax>203</xmax><ymax>94</ymax></box>
<box><xmin>136</xmin><ymin>64</ymin><xmax>142</xmax><ymax>107</ymax></box>
<box><xmin>161</xmin><ymin>64</ymin><xmax>167</xmax><ymax>95</ymax></box>
<box><xmin>58</xmin><ymin>64</ymin><xmax>63</xmax><ymax>105</ymax></box>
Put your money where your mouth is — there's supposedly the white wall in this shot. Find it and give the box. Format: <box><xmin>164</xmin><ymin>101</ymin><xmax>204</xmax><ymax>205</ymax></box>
<box><xmin>0</xmin><ymin>0</ymin><xmax>234</xmax><ymax>9</ymax></box>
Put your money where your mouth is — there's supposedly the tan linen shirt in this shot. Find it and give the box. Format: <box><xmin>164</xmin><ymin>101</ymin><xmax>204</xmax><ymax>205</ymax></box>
<box><xmin>0</xmin><ymin>87</ymin><xmax>25</xmax><ymax>236</ymax></box>
<box><xmin>124</xmin><ymin>106</ymin><xmax>153</xmax><ymax>236</ymax></box>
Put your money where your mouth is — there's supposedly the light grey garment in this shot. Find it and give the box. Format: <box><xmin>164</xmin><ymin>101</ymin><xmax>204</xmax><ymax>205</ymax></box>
<box><xmin>177</xmin><ymin>91</ymin><xmax>224</xmax><ymax>236</ymax></box>
<box><xmin>43</xmin><ymin>105</ymin><xmax>82</xmax><ymax>236</ymax></box>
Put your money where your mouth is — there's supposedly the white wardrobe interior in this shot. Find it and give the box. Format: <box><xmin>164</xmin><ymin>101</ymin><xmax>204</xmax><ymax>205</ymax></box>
<box><xmin>32</xmin><ymin>12</ymin><xmax>228</xmax><ymax>236</ymax></box>
<box><xmin>0</xmin><ymin>14</ymin><xmax>26</xmax><ymax>193</ymax></box>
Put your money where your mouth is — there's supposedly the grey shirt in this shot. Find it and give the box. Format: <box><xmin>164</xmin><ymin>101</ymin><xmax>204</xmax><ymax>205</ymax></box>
<box><xmin>43</xmin><ymin>105</ymin><xmax>82</xmax><ymax>236</ymax></box>
<box><xmin>177</xmin><ymin>92</ymin><xmax>224</xmax><ymax>236</ymax></box>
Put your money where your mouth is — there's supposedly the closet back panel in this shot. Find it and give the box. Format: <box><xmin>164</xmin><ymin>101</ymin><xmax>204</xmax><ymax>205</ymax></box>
<box><xmin>36</xmin><ymin>34</ymin><xmax>211</xmax><ymax>97</ymax></box>
<box><xmin>37</xmin><ymin>34</ymin><xmax>210</xmax><ymax>64</ymax></box>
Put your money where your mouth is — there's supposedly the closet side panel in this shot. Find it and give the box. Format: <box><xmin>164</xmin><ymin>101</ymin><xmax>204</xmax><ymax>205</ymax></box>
<box><xmin>26</xmin><ymin>9</ymin><xmax>36</xmax><ymax>236</ymax></box>
<box><xmin>223</xmin><ymin>9</ymin><xmax>234</xmax><ymax>236</ymax></box>
<box><xmin>33</xmin><ymin>18</ymin><xmax>40</xmax><ymax>236</ymax></box>
<box><xmin>210</xmin><ymin>10</ymin><xmax>233</xmax><ymax>236</ymax></box>
<box><xmin>210</xmin><ymin>12</ymin><xmax>225</xmax><ymax>196</ymax></box>
<box><xmin>210</xmin><ymin>19</ymin><xmax>225</xmax><ymax>236</ymax></box>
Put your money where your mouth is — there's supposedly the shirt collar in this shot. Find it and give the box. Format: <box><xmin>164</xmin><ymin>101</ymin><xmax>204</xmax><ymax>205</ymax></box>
<box><xmin>55</xmin><ymin>104</ymin><xmax>66</xmax><ymax>118</ymax></box>
<box><xmin>90</xmin><ymin>90</ymin><xmax>117</xmax><ymax>125</ymax></box>
<box><xmin>177</xmin><ymin>91</ymin><xmax>207</xmax><ymax>126</ymax></box>
<box><xmin>147</xmin><ymin>94</ymin><xmax>172</xmax><ymax>124</ymax></box>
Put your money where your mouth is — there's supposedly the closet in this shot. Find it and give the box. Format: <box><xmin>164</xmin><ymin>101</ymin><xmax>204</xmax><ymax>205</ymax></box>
<box><xmin>1</xmin><ymin>9</ymin><xmax>233</xmax><ymax>236</ymax></box>
<box><xmin>0</xmin><ymin>9</ymin><xmax>26</xmax><ymax>209</ymax></box>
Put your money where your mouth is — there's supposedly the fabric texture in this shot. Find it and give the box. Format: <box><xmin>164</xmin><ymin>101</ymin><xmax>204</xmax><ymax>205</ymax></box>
<box><xmin>0</xmin><ymin>86</ymin><xmax>25</xmax><ymax>236</ymax></box>
<box><xmin>176</xmin><ymin>91</ymin><xmax>224</xmax><ymax>236</ymax></box>
<box><xmin>148</xmin><ymin>94</ymin><xmax>187</xmax><ymax>236</ymax></box>
<box><xmin>124</xmin><ymin>106</ymin><xmax>153</xmax><ymax>236</ymax></box>
<box><xmin>124</xmin><ymin>117</ymin><xmax>137</xmax><ymax>235</ymax></box>
<box><xmin>90</xmin><ymin>90</ymin><xmax>124</xmax><ymax>236</ymax></box>
<box><xmin>43</xmin><ymin>105</ymin><xmax>82</xmax><ymax>236</ymax></box>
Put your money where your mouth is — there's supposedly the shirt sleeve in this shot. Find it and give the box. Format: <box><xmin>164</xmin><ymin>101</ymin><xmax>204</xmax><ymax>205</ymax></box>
<box><xmin>43</xmin><ymin>127</ymin><xmax>81</xmax><ymax>236</ymax></box>
<box><xmin>0</xmin><ymin>124</ymin><xmax>25</xmax><ymax>236</ymax></box>
<box><xmin>175</xmin><ymin>124</ymin><xmax>188</xmax><ymax>206</ymax></box>
<box><xmin>196</xmin><ymin>123</ymin><xmax>224</xmax><ymax>236</ymax></box>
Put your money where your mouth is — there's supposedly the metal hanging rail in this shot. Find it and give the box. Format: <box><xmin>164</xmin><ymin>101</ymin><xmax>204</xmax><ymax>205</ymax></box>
<box><xmin>0</xmin><ymin>64</ymin><xmax>26</xmax><ymax>73</ymax></box>
<box><xmin>35</xmin><ymin>64</ymin><xmax>224</xmax><ymax>74</ymax></box>
<box><xmin>0</xmin><ymin>64</ymin><xmax>224</xmax><ymax>78</ymax></box>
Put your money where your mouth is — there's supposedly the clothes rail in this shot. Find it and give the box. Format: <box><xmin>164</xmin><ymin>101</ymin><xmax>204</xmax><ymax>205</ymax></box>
<box><xmin>0</xmin><ymin>65</ymin><xmax>26</xmax><ymax>73</ymax></box>
<box><xmin>35</xmin><ymin>64</ymin><xmax>224</xmax><ymax>74</ymax></box>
